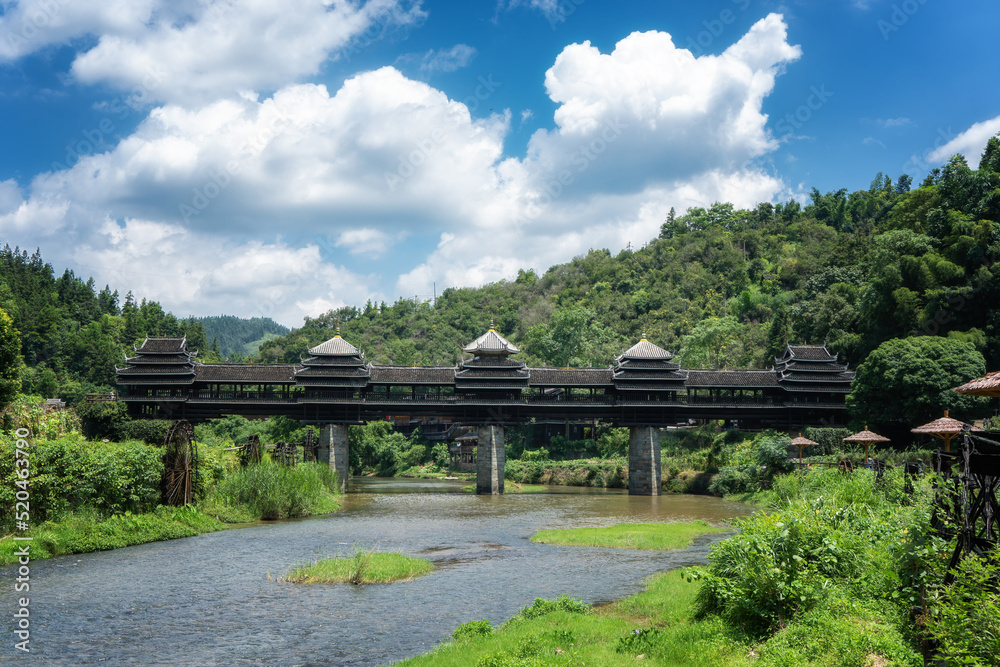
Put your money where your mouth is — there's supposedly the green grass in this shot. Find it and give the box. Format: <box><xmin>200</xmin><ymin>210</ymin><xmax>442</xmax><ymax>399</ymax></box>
<box><xmin>0</xmin><ymin>505</ymin><xmax>226</xmax><ymax>564</ymax></box>
<box><xmin>396</xmin><ymin>572</ymin><xmax>756</xmax><ymax>667</ymax></box>
<box><xmin>531</xmin><ymin>520</ymin><xmax>731</xmax><ymax>551</ymax></box>
<box><xmin>282</xmin><ymin>551</ymin><xmax>433</xmax><ymax>584</ymax></box>
<box><xmin>207</xmin><ymin>461</ymin><xmax>341</xmax><ymax>520</ymax></box>
<box><xmin>505</xmin><ymin>483</ymin><xmax>548</xmax><ymax>494</ymax></box>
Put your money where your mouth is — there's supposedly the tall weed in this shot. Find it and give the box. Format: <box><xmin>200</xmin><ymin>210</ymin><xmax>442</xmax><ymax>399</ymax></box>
<box><xmin>209</xmin><ymin>461</ymin><xmax>340</xmax><ymax>520</ymax></box>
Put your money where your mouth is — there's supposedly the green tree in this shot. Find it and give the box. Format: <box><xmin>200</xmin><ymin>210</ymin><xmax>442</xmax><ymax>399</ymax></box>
<box><xmin>0</xmin><ymin>308</ymin><xmax>23</xmax><ymax>408</ymax></box>
<box><xmin>677</xmin><ymin>316</ymin><xmax>743</xmax><ymax>369</ymax></box>
<box><xmin>846</xmin><ymin>336</ymin><xmax>991</xmax><ymax>427</ymax></box>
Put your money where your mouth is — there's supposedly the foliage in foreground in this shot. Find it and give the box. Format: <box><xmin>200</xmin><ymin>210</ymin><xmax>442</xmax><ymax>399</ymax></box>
<box><xmin>691</xmin><ymin>467</ymin><xmax>931</xmax><ymax>637</ymax></box>
<box><xmin>0</xmin><ymin>433</ymin><xmax>163</xmax><ymax>531</ymax></box>
<box><xmin>530</xmin><ymin>520</ymin><xmax>730</xmax><ymax>551</ymax></box>
<box><xmin>282</xmin><ymin>551</ymin><xmax>433</xmax><ymax>585</ymax></box>
<box><xmin>207</xmin><ymin>461</ymin><xmax>340</xmax><ymax>520</ymax></box>
<box><xmin>923</xmin><ymin>555</ymin><xmax>1000</xmax><ymax>665</ymax></box>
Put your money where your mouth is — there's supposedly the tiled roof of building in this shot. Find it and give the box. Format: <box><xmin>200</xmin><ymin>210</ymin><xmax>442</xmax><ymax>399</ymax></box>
<box><xmin>779</xmin><ymin>372</ymin><xmax>854</xmax><ymax>383</ymax></box>
<box><xmin>195</xmin><ymin>364</ymin><xmax>298</xmax><ymax>383</ymax></box>
<box><xmin>369</xmin><ymin>367</ymin><xmax>456</xmax><ymax>384</ymax></box>
<box><xmin>616</xmin><ymin>338</ymin><xmax>673</xmax><ymax>361</ymax></box>
<box><xmin>295</xmin><ymin>377</ymin><xmax>369</xmax><ymax>387</ymax></box>
<box><xmin>300</xmin><ymin>356</ymin><xmax>369</xmax><ymax>366</ymax></box>
<box><xmin>778</xmin><ymin>361</ymin><xmax>849</xmax><ymax>372</ymax></box>
<box><xmin>125</xmin><ymin>354</ymin><xmax>193</xmax><ymax>365</ymax></box>
<box><xmin>613</xmin><ymin>370</ymin><xmax>687</xmax><ymax>381</ymax></box>
<box><xmin>613</xmin><ymin>360</ymin><xmax>678</xmax><ymax>370</ymax></box>
<box><xmin>117</xmin><ymin>377</ymin><xmax>195</xmax><ymax>385</ymax></box>
<box><xmin>684</xmin><ymin>370</ymin><xmax>780</xmax><ymax>388</ymax></box>
<box><xmin>777</xmin><ymin>344</ymin><xmax>838</xmax><ymax>363</ymax></box>
<box><xmin>308</xmin><ymin>332</ymin><xmax>362</xmax><ymax>357</ymax></box>
<box><xmin>294</xmin><ymin>366</ymin><xmax>370</xmax><ymax>378</ymax></box>
<box><xmin>462</xmin><ymin>329</ymin><xmax>520</xmax><ymax>355</ymax></box>
<box><xmin>455</xmin><ymin>368</ymin><xmax>530</xmax><ymax>379</ymax></box>
<box><xmin>117</xmin><ymin>365</ymin><xmax>195</xmax><ymax>375</ymax></box>
<box><xmin>528</xmin><ymin>368</ymin><xmax>613</xmax><ymax>386</ymax></box>
<box><xmin>134</xmin><ymin>337</ymin><xmax>191</xmax><ymax>355</ymax></box>
<box><xmin>461</xmin><ymin>358</ymin><xmax>525</xmax><ymax>368</ymax></box>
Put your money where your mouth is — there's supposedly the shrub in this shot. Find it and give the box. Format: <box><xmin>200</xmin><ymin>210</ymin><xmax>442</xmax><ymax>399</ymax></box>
<box><xmin>803</xmin><ymin>427</ymin><xmax>850</xmax><ymax>455</ymax></box>
<box><xmin>431</xmin><ymin>442</ymin><xmax>450</xmax><ymax>469</ymax></box>
<box><xmin>507</xmin><ymin>595</ymin><xmax>590</xmax><ymax>623</ymax></box>
<box><xmin>754</xmin><ymin>433</ymin><xmax>794</xmax><ymax>474</ymax></box>
<box><xmin>452</xmin><ymin>619</ymin><xmax>493</xmax><ymax>641</ymax></box>
<box><xmin>400</xmin><ymin>443</ymin><xmax>427</xmax><ymax>470</ymax></box>
<box><xmin>521</xmin><ymin>447</ymin><xmax>549</xmax><ymax>461</ymax></box>
<box><xmin>0</xmin><ymin>435</ymin><xmax>162</xmax><ymax>529</ymax></box>
<box><xmin>75</xmin><ymin>400</ymin><xmax>130</xmax><ymax>439</ymax></box>
<box><xmin>708</xmin><ymin>466</ymin><xmax>758</xmax><ymax>496</ymax></box>
<box><xmin>117</xmin><ymin>419</ymin><xmax>173</xmax><ymax>445</ymax></box>
<box><xmin>924</xmin><ymin>556</ymin><xmax>1000</xmax><ymax>664</ymax></box>
<box><xmin>598</xmin><ymin>427</ymin><xmax>629</xmax><ymax>458</ymax></box>
<box><xmin>691</xmin><ymin>467</ymin><xmax>937</xmax><ymax>637</ymax></box>
<box><xmin>209</xmin><ymin>461</ymin><xmax>339</xmax><ymax>520</ymax></box>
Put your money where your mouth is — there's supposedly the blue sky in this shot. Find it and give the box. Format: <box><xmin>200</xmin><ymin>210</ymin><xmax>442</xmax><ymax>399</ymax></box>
<box><xmin>0</xmin><ymin>0</ymin><xmax>998</xmax><ymax>328</ymax></box>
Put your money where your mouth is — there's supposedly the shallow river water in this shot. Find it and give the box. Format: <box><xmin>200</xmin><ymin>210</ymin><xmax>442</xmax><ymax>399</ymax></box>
<box><xmin>1</xmin><ymin>479</ymin><xmax>754</xmax><ymax>666</ymax></box>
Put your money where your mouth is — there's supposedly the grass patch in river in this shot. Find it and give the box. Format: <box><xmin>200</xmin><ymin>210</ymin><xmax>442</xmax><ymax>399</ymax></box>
<box><xmin>281</xmin><ymin>551</ymin><xmax>433</xmax><ymax>584</ymax></box>
<box><xmin>530</xmin><ymin>520</ymin><xmax>731</xmax><ymax>551</ymax></box>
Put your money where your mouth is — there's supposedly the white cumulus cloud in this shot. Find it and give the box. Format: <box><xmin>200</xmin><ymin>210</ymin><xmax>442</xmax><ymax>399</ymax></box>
<box><xmin>929</xmin><ymin>115</ymin><xmax>1000</xmax><ymax>166</ymax></box>
<box><xmin>5</xmin><ymin>13</ymin><xmax>802</xmax><ymax>326</ymax></box>
<box><xmin>1</xmin><ymin>0</ymin><xmax>427</xmax><ymax>105</ymax></box>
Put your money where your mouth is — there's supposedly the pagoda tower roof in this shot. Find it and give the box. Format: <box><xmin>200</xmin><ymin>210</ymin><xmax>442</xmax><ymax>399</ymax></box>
<box><xmin>462</xmin><ymin>328</ymin><xmax>520</xmax><ymax>356</ymax></box>
<box><xmin>308</xmin><ymin>329</ymin><xmax>363</xmax><ymax>357</ymax></box>
<box><xmin>615</xmin><ymin>335</ymin><xmax>674</xmax><ymax>362</ymax></box>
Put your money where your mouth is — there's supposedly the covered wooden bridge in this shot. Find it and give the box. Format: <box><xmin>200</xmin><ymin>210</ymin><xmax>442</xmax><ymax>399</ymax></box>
<box><xmin>116</xmin><ymin>329</ymin><xmax>853</xmax><ymax>495</ymax></box>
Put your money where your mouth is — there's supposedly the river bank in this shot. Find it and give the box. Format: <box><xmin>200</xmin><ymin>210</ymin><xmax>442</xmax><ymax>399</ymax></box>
<box><xmin>395</xmin><ymin>466</ymin><xmax>949</xmax><ymax>666</ymax></box>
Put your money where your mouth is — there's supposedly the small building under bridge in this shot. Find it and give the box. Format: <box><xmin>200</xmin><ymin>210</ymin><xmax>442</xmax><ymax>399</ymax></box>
<box><xmin>116</xmin><ymin>328</ymin><xmax>854</xmax><ymax>495</ymax></box>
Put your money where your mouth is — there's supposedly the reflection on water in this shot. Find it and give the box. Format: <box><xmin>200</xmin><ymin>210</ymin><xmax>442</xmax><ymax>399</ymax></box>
<box><xmin>1</xmin><ymin>479</ymin><xmax>753</xmax><ymax>666</ymax></box>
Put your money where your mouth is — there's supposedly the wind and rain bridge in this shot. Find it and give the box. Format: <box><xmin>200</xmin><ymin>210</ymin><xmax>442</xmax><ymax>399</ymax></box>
<box><xmin>116</xmin><ymin>327</ymin><xmax>853</xmax><ymax>495</ymax></box>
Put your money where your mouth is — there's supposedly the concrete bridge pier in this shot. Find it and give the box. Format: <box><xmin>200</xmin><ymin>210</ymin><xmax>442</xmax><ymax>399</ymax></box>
<box><xmin>477</xmin><ymin>424</ymin><xmax>505</xmax><ymax>495</ymax></box>
<box><xmin>318</xmin><ymin>424</ymin><xmax>350</xmax><ymax>493</ymax></box>
<box><xmin>628</xmin><ymin>426</ymin><xmax>661</xmax><ymax>495</ymax></box>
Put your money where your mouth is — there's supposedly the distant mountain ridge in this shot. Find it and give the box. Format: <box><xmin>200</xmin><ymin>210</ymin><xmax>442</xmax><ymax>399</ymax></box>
<box><xmin>197</xmin><ymin>315</ymin><xmax>290</xmax><ymax>360</ymax></box>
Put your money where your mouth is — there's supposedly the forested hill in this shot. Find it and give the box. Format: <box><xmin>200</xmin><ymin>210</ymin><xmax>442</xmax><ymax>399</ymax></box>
<box><xmin>259</xmin><ymin>145</ymin><xmax>1000</xmax><ymax>375</ymax></box>
<box><xmin>197</xmin><ymin>316</ymin><xmax>290</xmax><ymax>360</ymax></box>
<box><xmin>0</xmin><ymin>247</ymin><xmax>285</xmax><ymax>402</ymax></box>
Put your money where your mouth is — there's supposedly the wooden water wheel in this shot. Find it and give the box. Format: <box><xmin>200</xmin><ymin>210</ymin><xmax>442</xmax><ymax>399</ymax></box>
<box><xmin>240</xmin><ymin>434</ymin><xmax>262</xmax><ymax>467</ymax></box>
<box><xmin>303</xmin><ymin>427</ymin><xmax>316</xmax><ymax>462</ymax></box>
<box><xmin>163</xmin><ymin>420</ymin><xmax>197</xmax><ymax>506</ymax></box>
<box><xmin>272</xmin><ymin>441</ymin><xmax>296</xmax><ymax>466</ymax></box>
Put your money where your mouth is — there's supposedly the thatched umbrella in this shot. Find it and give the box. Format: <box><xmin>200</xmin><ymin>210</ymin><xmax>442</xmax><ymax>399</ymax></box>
<box><xmin>910</xmin><ymin>410</ymin><xmax>977</xmax><ymax>453</ymax></box>
<box><xmin>791</xmin><ymin>433</ymin><xmax>819</xmax><ymax>467</ymax></box>
<box><xmin>953</xmin><ymin>371</ymin><xmax>1000</xmax><ymax>397</ymax></box>
<box><xmin>843</xmin><ymin>426</ymin><xmax>891</xmax><ymax>464</ymax></box>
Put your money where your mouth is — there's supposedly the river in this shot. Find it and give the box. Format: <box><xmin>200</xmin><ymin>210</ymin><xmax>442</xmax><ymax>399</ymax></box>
<box><xmin>1</xmin><ymin>479</ymin><xmax>754</xmax><ymax>666</ymax></box>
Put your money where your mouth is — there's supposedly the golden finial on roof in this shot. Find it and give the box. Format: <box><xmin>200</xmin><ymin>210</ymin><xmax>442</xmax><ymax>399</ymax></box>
<box><xmin>489</xmin><ymin>317</ymin><xmax>496</xmax><ymax>332</ymax></box>
<box><xmin>335</xmin><ymin>327</ymin><xmax>342</xmax><ymax>338</ymax></box>
<box><xmin>640</xmin><ymin>331</ymin><xmax>648</xmax><ymax>341</ymax></box>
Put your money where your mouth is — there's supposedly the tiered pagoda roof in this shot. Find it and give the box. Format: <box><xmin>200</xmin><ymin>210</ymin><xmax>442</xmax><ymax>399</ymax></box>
<box><xmin>612</xmin><ymin>336</ymin><xmax>687</xmax><ymax>393</ymax></box>
<box><xmin>774</xmin><ymin>344</ymin><xmax>853</xmax><ymax>393</ymax></box>
<box><xmin>455</xmin><ymin>327</ymin><xmax>528</xmax><ymax>392</ymax></box>
<box><xmin>117</xmin><ymin>336</ymin><xmax>197</xmax><ymax>385</ymax></box>
<box><xmin>293</xmin><ymin>329</ymin><xmax>370</xmax><ymax>387</ymax></box>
